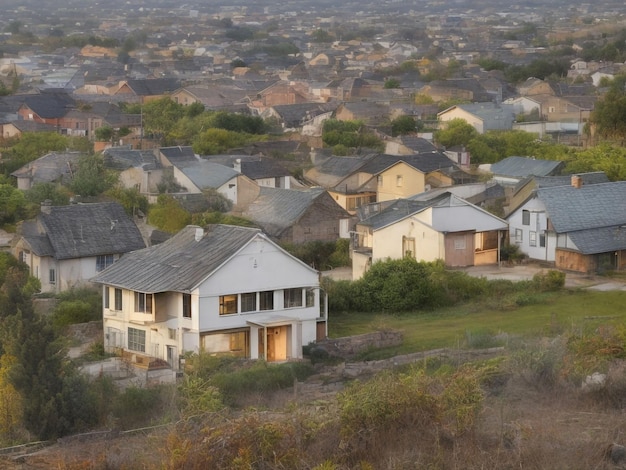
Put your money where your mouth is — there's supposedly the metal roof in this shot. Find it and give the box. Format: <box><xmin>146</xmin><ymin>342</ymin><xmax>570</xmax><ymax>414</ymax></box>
<box><xmin>92</xmin><ymin>224</ymin><xmax>262</xmax><ymax>293</ymax></box>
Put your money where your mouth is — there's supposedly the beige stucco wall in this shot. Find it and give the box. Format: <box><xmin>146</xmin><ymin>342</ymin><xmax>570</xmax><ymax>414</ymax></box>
<box><xmin>377</xmin><ymin>162</ymin><xmax>426</xmax><ymax>201</ymax></box>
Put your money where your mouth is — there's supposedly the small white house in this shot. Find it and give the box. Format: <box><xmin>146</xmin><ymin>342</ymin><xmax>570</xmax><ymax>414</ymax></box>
<box><xmin>92</xmin><ymin>224</ymin><xmax>326</xmax><ymax>368</ymax></box>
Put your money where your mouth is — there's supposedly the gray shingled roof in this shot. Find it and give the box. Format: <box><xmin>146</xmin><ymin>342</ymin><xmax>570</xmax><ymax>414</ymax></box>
<box><xmin>490</xmin><ymin>156</ymin><xmax>564</xmax><ymax>178</ymax></box>
<box><xmin>27</xmin><ymin>202</ymin><xmax>146</xmax><ymax>260</ymax></box>
<box><xmin>359</xmin><ymin>152</ymin><xmax>457</xmax><ymax>175</ymax></box>
<box><xmin>92</xmin><ymin>224</ymin><xmax>261</xmax><ymax>293</ymax></box>
<box><xmin>159</xmin><ymin>146</ymin><xmax>197</xmax><ymax>164</ymax></box>
<box><xmin>178</xmin><ymin>161</ymin><xmax>239</xmax><ymax>190</ymax></box>
<box><xmin>22</xmin><ymin>92</ymin><xmax>75</xmax><ymax>119</ymax></box>
<box><xmin>304</xmin><ymin>154</ymin><xmax>377</xmax><ymax>188</ymax></box>
<box><xmin>568</xmin><ymin>226</ymin><xmax>626</xmax><ymax>255</ymax></box>
<box><xmin>11</xmin><ymin>151</ymin><xmax>83</xmax><ymax>184</ymax></box>
<box><xmin>102</xmin><ymin>147</ymin><xmax>160</xmax><ymax>171</ymax></box>
<box><xmin>243</xmin><ymin>187</ymin><xmax>327</xmax><ymax>236</ymax></box>
<box><xmin>538</xmin><ymin>181</ymin><xmax>626</xmax><ymax>235</ymax></box>
<box><xmin>125</xmin><ymin>78</ymin><xmax>180</xmax><ymax>96</ymax></box>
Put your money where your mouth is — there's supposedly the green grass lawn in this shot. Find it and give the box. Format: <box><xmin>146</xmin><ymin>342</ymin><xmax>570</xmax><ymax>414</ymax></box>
<box><xmin>329</xmin><ymin>289</ymin><xmax>626</xmax><ymax>358</ymax></box>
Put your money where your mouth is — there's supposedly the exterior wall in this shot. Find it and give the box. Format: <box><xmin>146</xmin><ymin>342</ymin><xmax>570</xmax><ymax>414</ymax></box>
<box><xmin>507</xmin><ymin>198</ymin><xmax>553</xmax><ymax>261</ymax></box>
<box><xmin>172</xmin><ymin>167</ymin><xmax>201</xmax><ymax>193</ymax></box>
<box><xmin>233</xmin><ymin>175</ymin><xmax>260</xmax><ymax>211</ymax></box>
<box><xmin>119</xmin><ymin>167</ymin><xmax>164</xmax><ymax>194</ymax></box>
<box><xmin>102</xmin><ymin>234</ymin><xmax>321</xmax><ymax>364</ymax></box>
<box><xmin>352</xmin><ymin>250</ymin><xmax>372</xmax><ymax>280</ymax></box>
<box><xmin>286</xmin><ymin>194</ymin><xmax>349</xmax><ymax>244</ymax></box>
<box><xmin>373</xmin><ymin>217</ymin><xmax>443</xmax><ymax>264</ymax></box>
<box><xmin>444</xmin><ymin>231</ymin><xmax>475</xmax><ymax>267</ymax></box>
<box><xmin>328</xmin><ymin>190</ymin><xmax>376</xmax><ymax>215</ymax></box>
<box><xmin>555</xmin><ymin>249</ymin><xmax>595</xmax><ymax>273</ymax></box>
<box><xmin>172</xmin><ymin>90</ymin><xmax>198</xmax><ymax>106</ymax></box>
<box><xmin>377</xmin><ymin>163</ymin><xmax>425</xmax><ymax>201</ymax></box>
<box><xmin>439</xmin><ymin>108</ymin><xmax>484</xmax><ymax>133</ymax></box>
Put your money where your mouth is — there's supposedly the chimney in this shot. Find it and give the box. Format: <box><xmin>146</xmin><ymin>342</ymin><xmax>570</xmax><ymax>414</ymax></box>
<box><xmin>234</xmin><ymin>158</ymin><xmax>241</xmax><ymax>173</ymax></box>
<box><xmin>194</xmin><ymin>227</ymin><xmax>204</xmax><ymax>241</ymax></box>
<box><xmin>40</xmin><ymin>200</ymin><xmax>52</xmax><ymax>214</ymax></box>
<box><xmin>571</xmin><ymin>175</ymin><xmax>582</xmax><ymax>188</ymax></box>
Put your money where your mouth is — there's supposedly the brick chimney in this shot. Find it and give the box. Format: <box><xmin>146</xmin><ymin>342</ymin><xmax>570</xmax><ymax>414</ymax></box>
<box><xmin>571</xmin><ymin>175</ymin><xmax>582</xmax><ymax>188</ymax></box>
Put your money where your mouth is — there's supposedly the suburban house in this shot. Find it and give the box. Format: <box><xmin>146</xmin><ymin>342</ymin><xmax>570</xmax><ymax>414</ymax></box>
<box><xmin>17</xmin><ymin>91</ymin><xmax>76</xmax><ymax>126</ymax></box>
<box><xmin>111</xmin><ymin>78</ymin><xmax>181</xmax><ymax>104</ymax></box>
<box><xmin>482</xmin><ymin>156</ymin><xmax>565</xmax><ymax>186</ymax></box>
<box><xmin>437</xmin><ymin>102</ymin><xmax>515</xmax><ymax>134</ymax></box>
<box><xmin>11</xmin><ymin>151</ymin><xmax>84</xmax><ymax>190</ymax></box>
<box><xmin>13</xmin><ymin>202</ymin><xmax>146</xmax><ymax>293</ymax></box>
<box><xmin>304</xmin><ymin>153</ymin><xmax>379</xmax><ymax>215</ymax></box>
<box><xmin>92</xmin><ymin>224</ymin><xmax>326</xmax><ymax>367</ymax></box>
<box><xmin>507</xmin><ymin>176</ymin><xmax>626</xmax><ymax>272</ymax></box>
<box><xmin>352</xmin><ymin>192</ymin><xmax>508</xmax><ymax>279</ymax></box>
<box><xmin>243</xmin><ymin>187</ymin><xmax>352</xmax><ymax>244</ymax></box>
<box><xmin>157</xmin><ymin>146</ymin><xmax>260</xmax><ymax>210</ymax></box>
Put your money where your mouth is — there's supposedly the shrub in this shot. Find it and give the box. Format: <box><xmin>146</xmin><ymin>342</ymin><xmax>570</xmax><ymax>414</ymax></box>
<box><xmin>112</xmin><ymin>385</ymin><xmax>175</xmax><ymax>428</ymax></box>
<box><xmin>533</xmin><ymin>270</ymin><xmax>566</xmax><ymax>291</ymax></box>
<box><xmin>52</xmin><ymin>299</ymin><xmax>95</xmax><ymax>327</ymax></box>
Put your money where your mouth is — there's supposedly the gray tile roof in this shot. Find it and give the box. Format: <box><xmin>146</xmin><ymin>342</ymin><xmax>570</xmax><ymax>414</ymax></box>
<box><xmin>243</xmin><ymin>187</ymin><xmax>328</xmax><ymax>236</ymax></box>
<box><xmin>24</xmin><ymin>202</ymin><xmax>146</xmax><ymax>260</ymax></box>
<box><xmin>177</xmin><ymin>161</ymin><xmax>239</xmax><ymax>190</ymax></box>
<box><xmin>538</xmin><ymin>181</ymin><xmax>626</xmax><ymax>235</ymax></box>
<box><xmin>92</xmin><ymin>224</ymin><xmax>261</xmax><ymax>293</ymax></box>
<box><xmin>304</xmin><ymin>154</ymin><xmax>377</xmax><ymax>188</ymax></box>
<box><xmin>22</xmin><ymin>92</ymin><xmax>75</xmax><ymax>119</ymax></box>
<box><xmin>568</xmin><ymin>226</ymin><xmax>626</xmax><ymax>255</ymax></box>
<box><xmin>358</xmin><ymin>197</ymin><xmax>443</xmax><ymax>230</ymax></box>
<box><xmin>359</xmin><ymin>152</ymin><xmax>458</xmax><ymax>175</ymax></box>
<box><xmin>490</xmin><ymin>156</ymin><xmax>564</xmax><ymax>178</ymax></box>
<box><xmin>11</xmin><ymin>151</ymin><xmax>83</xmax><ymax>184</ymax></box>
<box><xmin>102</xmin><ymin>147</ymin><xmax>160</xmax><ymax>171</ymax></box>
<box><xmin>240</xmin><ymin>159</ymin><xmax>290</xmax><ymax>179</ymax></box>
<box><xmin>159</xmin><ymin>146</ymin><xmax>197</xmax><ymax>164</ymax></box>
<box><xmin>125</xmin><ymin>78</ymin><xmax>180</xmax><ymax>96</ymax></box>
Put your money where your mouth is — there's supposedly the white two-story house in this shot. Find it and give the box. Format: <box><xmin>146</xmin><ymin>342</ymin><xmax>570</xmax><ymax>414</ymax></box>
<box><xmin>92</xmin><ymin>224</ymin><xmax>326</xmax><ymax>368</ymax></box>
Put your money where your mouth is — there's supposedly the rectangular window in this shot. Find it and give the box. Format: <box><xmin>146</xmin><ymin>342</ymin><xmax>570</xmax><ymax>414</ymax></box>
<box><xmin>260</xmin><ymin>291</ymin><xmax>274</xmax><ymax>311</ymax></box>
<box><xmin>168</xmin><ymin>328</ymin><xmax>177</xmax><ymax>340</ymax></box>
<box><xmin>377</xmin><ymin>175</ymin><xmax>383</xmax><ymax>186</ymax></box>
<box><xmin>515</xmin><ymin>229</ymin><xmax>523</xmax><ymax>243</ymax></box>
<box><xmin>241</xmin><ymin>292</ymin><xmax>256</xmax><ymax>312</ymax></box>
<box><xmin>134</xmin><ymin>292</ymin><xmax>153</xmax><ymax>313</ymax></box>
<box><xmin>96</xmin><ymin>254</ymin><xmax>114</xmax><ymax>272</ymax></box>
<box><xmin>306</xmin><ymin>288</ymin><xmax>315</xmax><ymax>308</ymax></box>
<box><xmin>182</xmin><ymin>293</ymin><xmax>191</xmax><ymax>318</ymax></box>
<box><xmin>219</xmin><ymin>294</ymin><xmax>238</xmax><ymax>315</ymax></box>
<box><xmin>128</xmin><ymin>327</ymin><xmax>146</xmax><ymax>353</ymax></box>
<box><xmin>396</xmin><ymin>175</ymin><xmax>403</xmax><ymax>187</ymax></box>
<box><xmin>114</xmin><ymin>288</ymin><xmax>122</xmax><ymax>310</ymax></box>
<box><xmin>522</xmin><ymin>210</ymin><xmax>530</xmax><ymax>226</ymax></box>
<box><xmin>539</xmin><ymin>231</ymin><xmax>546</xmax><ymax>247</ymax></box>
<box><xmin>49</xmin><ymin>269</ymin><xmax>56</xmax><ymax>284</ymax></box>
<box><xmin>284</xmin><ymin>288</ymin><xmax>303</xmax><ymax>308</ymax></box>
<box><xmin>104</xmin><ymin>286</ymin><xmax>110</xmax><ymax>309</ymax></box>
<box><xmin>529</xmin><ymin>231</ymin><xmax>537</xmax><ymax>247</ymax></box>
<box><xmin>454</xmin><ymin>238</ymin><xmax>466</xmax><ymax>250</ymax></box>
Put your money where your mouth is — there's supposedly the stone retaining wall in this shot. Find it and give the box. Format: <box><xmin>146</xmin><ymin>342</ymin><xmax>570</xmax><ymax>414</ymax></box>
<box><xmin>316</xmin><ymin>330</ymin><xmax>403</xmax><ymax>359</ymax></box>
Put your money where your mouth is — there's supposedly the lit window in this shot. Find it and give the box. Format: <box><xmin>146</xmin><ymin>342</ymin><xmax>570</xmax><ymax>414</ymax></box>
<box><xmin>128</xmin><ymin>327</ymin><xmax>146</xmax><ymax>352</ymax></box>
<box><xmin>219</xmin><ymin>294</ymin><xmax>238</xmax><ymax>315</ymax></box>
<box><xmin>284</xmin><ymin>288</ymin><xmax>303</xmax><ymax>308</ymax></box>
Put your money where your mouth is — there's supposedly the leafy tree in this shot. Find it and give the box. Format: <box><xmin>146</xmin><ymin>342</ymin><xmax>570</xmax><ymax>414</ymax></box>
<box><xmin>105</xmin><ymin>185</ymin><xmax>149</xmax><ymax>216</ymax></box>
<box><xmin>391</xmin><ymin>115</ymin><xmax>420</xmax><ymax>136</ymax></box>
<box><xmin>384</xmin><ymin>78</ymin><xmax>401</xmax><ymax>89</ymax></box>
<box><xmin>192</xmin><ymin>128</ymin><xmax>250</xmax><ymax>155</ymax></box>
<box><xmin>209</xmin><ymin>111</ymin><xmax>266</xmax><ymax>134</ymax></box>
<box><xmin>70</xmin><ymin>154</ymin><xmax>116</xmax><ymax>197</ymax></box>
<box><xmin>185</xmin><ymin>102</ymin><xmax>205</xmax><ymax>118</ymax></box>
<box><xmin>94</xmin><ymin>126</ymin><xmax>114</xmax><ymax>141</ymax></box>
<box><xmin>311</xmin><ymin>29</ymin><xmax>333</xmax><ymax>43</ymax></box>
<box><xmin>589</xmin><ymin>79</ymin><xmax>626</xmax><ymax>143</ymax></box>
<box><xmin>565</xmin><ymin>144</ymin><xmax>626</xmax><ymax>181</ymax></box>
<box><xmin>148</xmin><ymin>195</ymin><xmax>191</xmax><ymax>233</ymax></box>
<box><xmin>0</xmin><ymin>354</ymin><xmax>22</xmax><ymax>444</ymax></box>
<box><xmin>0</xmin><ymin>184</ymin><xmax>27</xmax><ymax>226</ymax></box>
<box><xmin>141</xmin><ymin>97</ymin><xmax>185</xmax><ymax>142</ymax></box>
<box><xmin>25</xmin><ymin>182</ymin><xmax>71</xmax><ymax>209</ymax></box>
<box><xmin>1</xmin><ymin>132</ymin><xmax>68</xmax><ymax>176</ymax></box>
<box><xmin>434</xmin><ymin>118</ymin><xmax>478</xmax><ymax>148</ymax></box>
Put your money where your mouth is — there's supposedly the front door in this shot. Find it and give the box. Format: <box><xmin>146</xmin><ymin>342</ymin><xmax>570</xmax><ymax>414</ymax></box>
<box><xmin>167</xmin><ymin>346</ymin><xmax>176</xmax><ymax>368</ymax></box>
<box><xmin>266</xmin><ymin>326</ymin><xmax>288</xmax><ymax>362</ymax></box>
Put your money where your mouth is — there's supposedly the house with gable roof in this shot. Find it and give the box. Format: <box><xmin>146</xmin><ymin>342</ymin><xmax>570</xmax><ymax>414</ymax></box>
<box><xmin>112</xmin><ymin>78</ymin><xmax>181</xmax><ymax>104</ymax></box>
<box><xmin>506</xmin><ymin>176</ymin><xmax>626</xmax><ymax>272</ymax></box>
<box><xmin>17</xmin><ymin>91</ymin><xmax>76</xmax><ymax>126</ymax></box>
<box><xmin>243</xmin><ymin>187</ymin><xmax>352</xmax><ymax>244</ymax></box>
<box><xmin>93</xmin><ymin>224</ymin><xmax>326</xmax><ymax>367</ymax></box>
<box><xmin>158</xmin><ymin>146</ymin><xmax>259</xmax><ymax>210</ymax></box>
<box><xmin>13</xmin><ymin>202</ymin><xmax>146</xmax><ymax>293</ymax></box>
<box><xmin>437</xmin><ymin>102</ymin><xmax>515</xmax><ymax>134</ymax></box>
<box><xmin>352</xmin><ymin>192</ymin><xmax>508</xmax><ymax>280</ymax></box>
<box><xmin>482</xmin><ymin>156</ymin><xmax>565</xmax><ymax>186</ymax></box>
<box><xmin>11</xmin><ymin>151</ymin><xmax>84</xmax><ymax>190</ymax></box>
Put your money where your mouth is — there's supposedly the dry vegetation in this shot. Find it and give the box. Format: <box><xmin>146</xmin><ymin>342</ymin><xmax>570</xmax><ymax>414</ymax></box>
<box><xmin>6</xmin><ymin>340</ymin><xmax>626</xmax><ymax>470</ymax></box>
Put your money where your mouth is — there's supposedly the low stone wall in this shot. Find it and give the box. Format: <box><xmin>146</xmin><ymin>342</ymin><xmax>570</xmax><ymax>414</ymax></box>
<box><xmin>66</xmin><ymin>320</ymin><xmax>103</xmax><ymax>344</ymax></box>
<box><xmin>316</xmin><ymin>330</ymin><xmax>403</xmax><ymax>359</ymax></box>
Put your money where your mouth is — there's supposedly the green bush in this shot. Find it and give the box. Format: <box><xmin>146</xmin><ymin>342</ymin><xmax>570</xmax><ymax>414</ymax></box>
<box><xmin>533</xmin><ymin>270</ymin><xmax>566</xmax><ymax>291</ymax></box>
<box><xmin>52</xmin><ymin>299</ymin><xmax>95</xmax><ymax>327</ymax></box>
<box><xmin>112</xmin><ymin>385</ymin><xmax>174</xmax><ymax>428</ymax></box>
